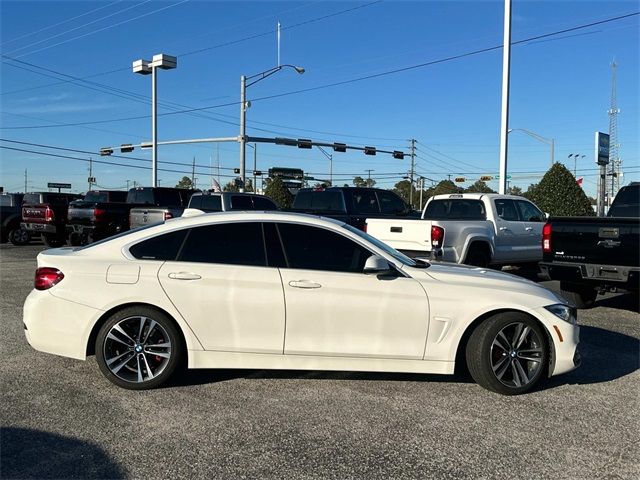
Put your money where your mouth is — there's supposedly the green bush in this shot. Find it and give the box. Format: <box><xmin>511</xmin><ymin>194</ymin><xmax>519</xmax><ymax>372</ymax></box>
<box><xmin>524</xmin><ymin>163</ymin><xmax>594</xmax><ymax>216</ymax></box>
<box><xmin>264</xmin><ymin>177</ymin><xmax>293</xmax><ymax>208</ymax></box>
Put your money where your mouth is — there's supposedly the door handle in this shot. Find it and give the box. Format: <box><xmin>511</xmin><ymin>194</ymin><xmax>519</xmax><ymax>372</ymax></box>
<box><xmin>499</xmin><ymin>227</ymin><xmax>509</xmax><ymax>231</ymax></box>
<box><xmin>168</xmin><ymin>272</ymin><xmax>202</xmax><ymax>280</ymax></box>
<box><xmin>288</xmin><ymin>280</ymin><xmax>322</xmax><ymax>289</ymax></box>
<box><xmin>525</xmin><ymin>227</ymin><xmax>533</xmax><ymax>231</ymax></box>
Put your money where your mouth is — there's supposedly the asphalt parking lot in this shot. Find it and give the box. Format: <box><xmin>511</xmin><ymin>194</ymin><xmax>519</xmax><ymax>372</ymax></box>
<box><xmin>1</xmin><ymin>243</ymin><xmax>638</xmax><ymax>479</ymax></box>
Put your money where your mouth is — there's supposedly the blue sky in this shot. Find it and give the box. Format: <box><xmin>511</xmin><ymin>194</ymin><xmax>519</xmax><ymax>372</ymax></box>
<box><xmin>1</xmin><ymin>0</ymin><xmax>638</xmax><ymax>197</ymax></box>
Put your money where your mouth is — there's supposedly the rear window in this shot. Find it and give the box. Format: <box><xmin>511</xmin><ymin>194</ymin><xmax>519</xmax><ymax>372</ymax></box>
<box><xmin>423</xmin><ymin>199</ymin><xmax>486</xmax><ymax>220</ymax></box>
<box><xmin>293</xmin><ymin>191</ymin><xmax>345</xmax><ymax>212</ymax></box>
<box><xmin>127</xmin><ymin>189</ymin><xmax>154</xmax><ymax>204</ymax></box>
<box><xmin>156</xmin><ymin>189</ymin><xmax>182</xmax><ymax>206</ymax></box>
<box><xmin>0</xmin><ymin>195</ymin><xmax>14</xmax><ymax>207</ymax></box>
<box><xmin>23</xmin><ymin>194</ymin><xmax>42</xmax><ymax>205</ymax></box>
<box><xmin>229</xmin><ymin>195</ymin><xmax>253</xmax><ymax>210</ymax></box>
<box><xmin>129</xmin><ymin>229</ymin><xmax>188</xmax><ymax>260</ymax></box>
<box><xmin>609</xmin><ymin>185</ymin><xmax>639</xmax><ymax>217</ymax></box>
<box><xmin>190</xmin><ymin>194</ymin><xmax>222</xmax><ymax>212</ymax></box>
<box><xmin>253</xmin><ymin>196</ymin><xmax>278</xmax><ymax>210</ymax></box>
<box><xmin>84</xmin><ymin>191</ymin><xmax>109</xmax><ymax>203</ymax></box>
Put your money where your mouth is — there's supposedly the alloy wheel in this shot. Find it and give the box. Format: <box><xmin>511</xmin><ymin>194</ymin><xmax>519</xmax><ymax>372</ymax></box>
<box><xmin>490</xmin><ymin>322</ymin><xmax>544</xmax><ymax>388</ymax></box>
<box><xmin>103</xmin><ymin>316</ymin><xmax>172</xmax><ymax>384</ymax></box>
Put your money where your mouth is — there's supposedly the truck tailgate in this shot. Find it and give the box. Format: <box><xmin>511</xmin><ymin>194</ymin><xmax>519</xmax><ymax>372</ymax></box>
<box><xmin>129</xmin><ymin>208</ymin><xmax>167</xmax><ymax>228</ymax></box>
<box><xmin>366</xmin><ymin>218</ymin><xmax>433</xmax><ymax>253</ymax></box>
<box><xmin>547</xmin><ymin>217</ymin><xmax>639</xmax><ymax>267</ymax></box>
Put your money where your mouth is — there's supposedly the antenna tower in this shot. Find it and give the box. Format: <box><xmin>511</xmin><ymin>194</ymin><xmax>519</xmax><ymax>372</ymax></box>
<box><xmin>608</xmin><ymin>60</ymin><xmax>621</xmax><ymax>200</ymax></box>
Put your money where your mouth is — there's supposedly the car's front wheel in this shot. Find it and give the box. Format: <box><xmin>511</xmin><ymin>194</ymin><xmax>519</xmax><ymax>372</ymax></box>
<box><xmin>95</xmin><ymin>307</ymin><xmax>183</xmax><ymax>390</ymax></box>
<box><xmin>466</xmin><ymin>312</ymin><xmax>548</xmax><ymax>395</ymax></box>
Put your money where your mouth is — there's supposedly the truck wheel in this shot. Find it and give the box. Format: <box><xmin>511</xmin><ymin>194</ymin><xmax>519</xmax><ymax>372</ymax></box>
<box><xmin>68</xmin><ymin>233</ymin><xmax>82</xmax><ymax>246</ymax></box>
<box><xmin>466</xmin><ymin>312</ymin><xmax>548</xmax><ymax>395</ymax></box>
<box><xmin>465</xmin><ymin>245</ymin><xmax>490</xmax><ymax>268</ymax></box>
<box><xmin>559</xmin><ymin>282</ymin><xmax>597</xmax><ymax>309</ymax></box>
<box><xmin>9</xmin><ymin>227</ymin><xmax>30</xmax><ymax>246</ymax></box>
<box><xmin>43</xmin><ymin>234</ymin><xmax>66</xmax><ymax>248</ymax></box>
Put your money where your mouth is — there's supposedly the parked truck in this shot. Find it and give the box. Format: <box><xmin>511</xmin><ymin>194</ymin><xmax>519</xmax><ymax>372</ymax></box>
<box><xmin>128</xmin><ymin>187</ymin><xmax>197</xmax><ymax>229</ymax></box>
<box><xmin>66</xmin><ymin>190</ymin><xmax>129</xmax><ymax>245</ymax></box>
<box><xmin>183</xmin><ymin>191</ymin><xmax>278</xmax><ymax>215</ymax></box>
<box><xmin>21</xmin><ymin>192</ymin><xmax>83</xmax><ymax>247</ymax></box>
<box><xmin>365</xmin><ymin>193</ymin><xmax>546</xmax><ymax>267</ymax></box>
<box><xmin>539</xmin><ymin>182</ymin><xmax>639</xmax><ymax>308</ymax></box>
<box><xmin>0</xmin><ymin>193</ymin><xmax>30</xmax><ymax>245</ymax></box>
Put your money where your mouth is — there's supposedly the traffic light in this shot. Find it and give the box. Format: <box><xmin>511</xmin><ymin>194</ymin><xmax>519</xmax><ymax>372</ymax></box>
<box><xmin>234</xmin><ymin>168</ymin><xmax>240</xmax><ymax>174</ymax></box>
<box><xmin>275</xmin><ymin>137</ymin><xmax>297</xmax><ymax>146</ymax></box>
<box><xmin>120</xmin><ymin>144</ymin><xmax>134</xmax><ymax>153</ymax></box>
<box><xmin>297</xmin><ymin>139</ymin><xmax>312</xmax><ymax>149</ymax></box>
<box><xmin>392</xmin><ymin>151</ymin><xmax>405</xmax><ymax>159</ymax></box>
<box><xmin>364</xmin><ymin>146</ymin><xmax>376</xmax><ymax>156</ymax></box>
<box><xmin>454</xmin><ymin>177</ymin><xmax>466</xmax><ymax>183</ymax></box>
<box><xmin>99</xmin><ymin>147</ymin><xmax>113</xmax><ymax>156</ymax></box>
<box><xmin>332</xmin><ymin>143</ymin><xmax>347</xmax><ymax>153</ymax></box>
<box><xmin>480</xmin><ymin>176</ymin><xmax>493</xmax><ymax>182</ymax></box>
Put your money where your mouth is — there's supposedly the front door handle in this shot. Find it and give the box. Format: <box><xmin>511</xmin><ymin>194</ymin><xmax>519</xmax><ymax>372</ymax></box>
<box><xmin>499</xmin><ymin>227</ymin><xmax>509</xmax><ymax>231</ymax></box>
<box><xmin>168</xmin><ymin>272</ymin><xmax>202</xmax><ymax>280</ymax></box>
<box><xmin>525</xmin><ymin>226</ymin><xmax>533</xmax><ymax>231</ymax></box>
<box><xmin>289</xmin><ymin>280</ymin><xmax>322</xmax><ymax>289</ymax></box>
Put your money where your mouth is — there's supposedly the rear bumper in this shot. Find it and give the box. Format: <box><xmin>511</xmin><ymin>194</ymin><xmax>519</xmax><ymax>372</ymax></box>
<box><xmin>23</xmin><ymin>289</ymin><xmax>102</xmax><ymax>360</ymax></box>
<box><xmin>540</xmin><ymin>262</ymin><xmax>639</xmax><ymax>291</ymax></box>
<box><xmin>22</xmin><ymin>222</ymin><xmax>57</xmax><ymax>234</ymax></box>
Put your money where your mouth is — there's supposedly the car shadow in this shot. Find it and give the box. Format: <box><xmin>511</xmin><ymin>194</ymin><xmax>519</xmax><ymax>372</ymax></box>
<box><xmin>171</xmin><ymin>325</ymin><xmax>638</xmax><ymax>391</ymax></box>
<box><xmin>593</xmin><ymin>293</ymin><xmax>640</xmax><ymax>314</ymax></box>
<box><xmin>0</xmin><ymin>427</ymin><xmax>126</xmax><ymax>479</ymax></box>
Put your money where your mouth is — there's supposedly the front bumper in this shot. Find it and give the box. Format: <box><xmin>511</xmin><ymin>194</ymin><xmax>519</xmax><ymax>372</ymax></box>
<box><xmin>23</xmin><ymin>289</ymin><xmax>102</xmax><ymax>360</ymax></box>
<box><xmin>532</xmin><ymin>305</ymin><xmax>580</xmax><ymax>377</ymax></box>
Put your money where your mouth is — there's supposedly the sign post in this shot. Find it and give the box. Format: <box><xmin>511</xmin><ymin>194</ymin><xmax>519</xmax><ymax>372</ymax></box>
<box><xmin>595</xmin><ymin>132</ymin><xmax>610</xmax><ymax>217</ymax></box>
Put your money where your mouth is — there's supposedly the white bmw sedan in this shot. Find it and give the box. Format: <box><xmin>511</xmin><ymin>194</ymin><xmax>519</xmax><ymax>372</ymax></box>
<box><xmin>23</xmin><ymin>211</ymin><xmax>579</xmax><ymax>395</ymax></box>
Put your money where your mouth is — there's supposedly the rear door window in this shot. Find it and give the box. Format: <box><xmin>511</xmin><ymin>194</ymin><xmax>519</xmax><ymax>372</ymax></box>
<box><xmin>377</xmin><ymin>191</ymin><xmax>407</xmax><ymax>215</ymax></box>
<box><xmin>494</xmin><ymin>199</ymin><xmax>519</xmax><ymax>221</ymax></box>
<box><xmin>515</xmin><ymin>200</ymin><xmax>544</xmax><ymax>222</ymax></box>
<box><xmin>178</xmin><ymin>222</ymin><xmax>266</xmax><ymax>266</ymax></box>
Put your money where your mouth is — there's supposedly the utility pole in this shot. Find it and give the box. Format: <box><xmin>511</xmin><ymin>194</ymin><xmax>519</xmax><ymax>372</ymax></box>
<box><xmin>126</xmin><ymin>180</ymin><xmax>130</xmax><ymax>190</ymax></box>
<box><xmin>498</xmin><ymin>0</ymin><xmax>512</xmax><ymax>195</ymax></box>
<box><xmin>253</xmin><ymin>143</ymin><xmax>257</xmax><ymax>193</ymax></box>
<box><xmin>419</xmin><ymin>177</ymin><xmax>425</xmax><ymax>211</ymax></box>
<box><xmin>88</xmin><ymin>157</ymin><xmax>93</xmax><ymax>191</ymax></box>
<box><xmin>216</xmin><ymin>143</ymin><xmax>221</xmax><ymax>185</ymax></box>
<box><xmin>24</xmin><ymin>169</ymin><xmax>27</xmax><ymax>193</ymax></box>
<box><xmin>608</xmin><ymin>59</ymin><xmax>621</xmax><ymax>201</ymax></box>
<box><xmin>409</xmin><ymin>139</ymin><xmax>416</xmax><ymax>207</ymax></box>
<box><xmin>191</xmin><ymin>157</ymin><xmax>196</xmax><ymax>189</ymax></box>
<box><xmin>365</xmin><ymin>169</ymin><xmax>374</xmax><ymax>186</ymax></box>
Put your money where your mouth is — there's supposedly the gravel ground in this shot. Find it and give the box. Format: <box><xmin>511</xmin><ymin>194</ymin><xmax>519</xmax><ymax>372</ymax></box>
<box><xmin>1</xmin><ymin>243</ymin><xmax>638</xmax><ymax>479</ymax></box>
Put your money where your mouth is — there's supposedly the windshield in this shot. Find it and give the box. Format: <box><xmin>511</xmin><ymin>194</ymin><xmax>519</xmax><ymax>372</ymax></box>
<box><xmin>341</xmin><ymin>224</ymin><xmax>422</xmax><ymax>267</ymax></box>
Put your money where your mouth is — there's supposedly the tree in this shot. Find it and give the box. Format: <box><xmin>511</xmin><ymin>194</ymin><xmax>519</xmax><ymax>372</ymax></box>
<box><xmin>523</xmin><ymin>163</ymin><xmax>594</xmax><ymax>216</ymax></box>
<box><xmin>223</xmin><ymin>179</ymin><xmax>253</xmax><ymax>192</ymax></box>
<box><xmin>507</xmin><ymin>185</ymin><xmax>523</xmax><ymax>196</ymax></box>
<box><xmin>176</xmin><ymin>176</ymin><xmax>193</xmax><ymax>189</ymax></box>
<box><xmin>465</xmin><ymin>180</ymin><xmax>495</xmax><ymax>193</ymax></box>
<box><xmin>392</xmin><ymin>180</ymin><xmax>419</xmax><ymax>209</ymax></box>
<box><xmin>264</xmin><ymin>176</ymin><xmax>293</xmax><ymax>208</ymax></box>
<box><xmin>353</xmin><ymin>176</ymin><xmax>376</xmax><ymax>188</ymax></box>
<box><xmin>430</xmin><ymin>180</ymin><xmax>462</xmax><ymax>197</ymax></box>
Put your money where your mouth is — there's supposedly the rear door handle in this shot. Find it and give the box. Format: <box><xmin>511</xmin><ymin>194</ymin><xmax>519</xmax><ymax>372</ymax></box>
<box><xmin>168</xmin><ymin>272</ymin><xmax>202</xmax><ymax>280</ymax></box>
<box><xmin>525</xmin><ymin>227</ymin><xmax>533</xmax><ymax>231</ymax></box>
<box><xmin>289</xmin><ymin>280</ymin><xmax>322</xmax><ymax>289</ymax></box>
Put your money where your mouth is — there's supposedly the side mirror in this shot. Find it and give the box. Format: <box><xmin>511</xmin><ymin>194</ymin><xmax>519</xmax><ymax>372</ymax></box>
<box><xmin>363</xmin><ymin>255</ymin><xmax>392</xmax><ymax>274</ymax></box>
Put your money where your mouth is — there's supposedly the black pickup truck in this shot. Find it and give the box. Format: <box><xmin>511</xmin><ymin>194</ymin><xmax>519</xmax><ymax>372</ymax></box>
<box><xmin>0</xmin><ymin>193</ymin><xmax>30</xmax><ymax>245</ymax></box>
<box><xmin>289</xmin><ymin>187</ymin><xmax>416</xmax><ymax>230</ymax></box>
<box><xmin>67</xmin><ymin>190</ymin><xmax>129</xmax><ymax>245</ymax></box>
<box><xmin>539</xmin><ymin>182</ymin><xmax>639</xmax><ymax>308</ymax></box>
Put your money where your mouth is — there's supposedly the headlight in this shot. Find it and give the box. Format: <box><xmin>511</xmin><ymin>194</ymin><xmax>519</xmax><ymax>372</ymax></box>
<box><xmin>544</xmin><ymin>304</ymin><xmax>577</xmax><ymax>324</ymax></box>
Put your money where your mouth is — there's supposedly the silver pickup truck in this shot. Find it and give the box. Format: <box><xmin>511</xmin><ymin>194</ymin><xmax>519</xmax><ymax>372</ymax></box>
<box><xmin>365</xmin><ymin>193</ymin><xmax>546</xmax><ymax>267</ymax></box>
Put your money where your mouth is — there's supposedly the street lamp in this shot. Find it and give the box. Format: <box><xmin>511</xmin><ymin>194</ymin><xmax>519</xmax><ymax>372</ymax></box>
<box><xmin>316</xmin><ymin>146</ymin><xmax>333</xmax><ymax>185</ymax></box>
<box><xmin>133</xmin><ymin>53</ymin><xmax>177</xmax><ymax>187</ymax></box>
<box><xmin>508</xmin><ymin>128</ymin><xmax>555</xmax><ymax>169</ymax></box>
<box><xmin>240</xmin><ymin>64</ymin><xmax>304</xmax><ymax>190</ymax></box>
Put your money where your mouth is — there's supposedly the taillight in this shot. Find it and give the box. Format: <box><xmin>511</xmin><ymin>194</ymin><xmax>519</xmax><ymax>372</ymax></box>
<box><xmin>164</xmin><ymin>211</ymin><xmax>173</xmax><ymax>221</ymax></box>
<box><xmin>542</xmin><ymin>222</ymin><xmax>552</xmax><ymax>253</ymax></box>
<box><xmin>93</xmin><ymin>208</ymin><xmax>107</xmax><ymax>221</ymax></box>
<box><xmin>431</xmin><ymin>225</ymin><xmax>445</xmax><ymax>247</ymax></box>
<box><xmin>44</xmin><ymin>206</ymin><xmax>54</xmax><ymax>222</ymax></box>
<box><xmin>34</xmin><ymin>267</ymin><xmax>64</xmax><ymax>290</ymax></box>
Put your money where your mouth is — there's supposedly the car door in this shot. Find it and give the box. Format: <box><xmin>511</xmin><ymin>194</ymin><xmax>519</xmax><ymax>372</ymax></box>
<box><xmin>515</xmin><ymin>199</ymin><xmax>545</xmax><ymax>261</ymax></box>
<box><xmin>272</xmin><ymin>222</ymin><xmax>430</xmax><ymax>360</ymax></box>
<box><xmin>157</xmin><ymin>222</ymin><xmax>286</xmax><ymax>354</ymax></box>
<box><xmin>492</xmin><ymin>198</ymin><xmax>528</xmax><ymax>262</ymax></box>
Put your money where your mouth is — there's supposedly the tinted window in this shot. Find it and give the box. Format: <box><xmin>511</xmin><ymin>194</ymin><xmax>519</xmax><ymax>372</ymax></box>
<box><xmin>129</xmin><ymin>229</ymin><xmax>188</xmax><ymax>260</ymax></box>
<box><xmin>199</xmin><ymin>195</ymin><xmax>222</xmax><ymax>212</ymax></box>
<box><xmin>0</xmin><ymin>195</ymin><xmax>14</xmax><ymax>207</ymax></box>
<box><xmin>263</xmin><ymin>223</ymin><xmax>287</xmax><ymax>267</ymax></box>
<box><xmin>293</xmin><ymin>191</ymin><xmax>345</xmax><ymax>212</ymax></box>
<box><xmin>128</xmin><ymin>189</ymin><xmax>154</xmax><ymax>204</ymax></box>
<box><xmin>277</xmin><ymin>223</ymin><xmax>370</xmax><ymax>273</ymax></box>
<box><xmin>230</xmin><ymin>195</ymin><xmax>253</xmax><ymax>210</ymax></box>
<box><xmin>377</xmin><ymin>191</ymin><xmax>407</xmax><ymax>215</ymax></box>
<box><xmin>424</xmin><ymin>199</ymin><xmax>486</xmax><ymax>220</ymax></box>
<box><xmin>494</xmin><ymin>199</ymin><xmax>519</xmax><ymax>221</ymax></box>
<box><xmin>110</xmin><ymin>191</ymin><xmax>128</xmax><ymax>202</ymax></box>
<box><xmin>23</xmin><ymin>194</ymin><xmax>42</xmax><ymax>205</ymax></box>
<box><xmin>47</xmin><ymin>195</ymin><xmax>68</xmax><ymax>206</ymax></box>
<box><xmin>253</xmin><ymin>196</ymin><xmax>278</xmax><ymax>210</ymax></box>
<box><xmin>178</xmin><ymin>189</ymin><xmax>196</xmax><ymax>206</ymax></box>
<box><xmin>516</xmin><ymin>200</ymin><xmax>544</xmax><ymax>222</ymax></box>
<box><xmin>350</xmin><ymin>190</ymin><xmax>379</xmax><ymax>215</ymax></box>
<box><xmin>609</xmin><ymin>185</ymin><xmax>639</xmax><ymax>217</ymax></box>
<box><xmin>156</xmin><ymin>189</ymin><xmax>182</xmax><ymax>206</ymax></box>
<box><xmin>179</xmin><ymin>223</ymin><xmax>266</xmax><ymax>266</ymax></box>
<box><xmin>84</xmin><ymin>191</ymin><xmax>109</xmax><ymax>203</ymax></box>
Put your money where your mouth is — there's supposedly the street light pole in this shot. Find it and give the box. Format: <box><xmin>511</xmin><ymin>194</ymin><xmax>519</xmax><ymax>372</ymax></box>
<box><xmin>508</xmin><ymin>128</ymin><xmax>555</xmax><ymax>169</ymax></box>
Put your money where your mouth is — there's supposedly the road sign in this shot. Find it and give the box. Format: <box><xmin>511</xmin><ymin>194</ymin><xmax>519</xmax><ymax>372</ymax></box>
<box><xmin>88</xmin><ymin>177</ymin><xmax>96</xmax><ymax>184</ymax></box>
<box><xmin>594</xmin><ymin>131</ymin><xmax>610</xmax><ymax>165</ymax></box>
<box><xmin>47</xmin><ymin>183</ymin><xmax>71</xmax><ymax>189</ymax></box>
<box><xmin>269</xmin><ymin>167</ymin><xmax>304</xmax><ymax>180</ymax></box>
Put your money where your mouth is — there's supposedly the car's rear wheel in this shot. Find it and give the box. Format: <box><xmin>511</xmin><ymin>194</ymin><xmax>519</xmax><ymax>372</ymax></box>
<box><xmin>95</xmin><ymin>307</ymin><xmax>183</xmax><ymax>390</ymax></box>
<box><xmin>9</xmin><ymin>227</ymin><xmax>30</xmax><ymax>246</ymax></box>
<box><xmin>466</xmin><ymin>312</ymin><xmax>548</xmax><ymax>395</ymax></box>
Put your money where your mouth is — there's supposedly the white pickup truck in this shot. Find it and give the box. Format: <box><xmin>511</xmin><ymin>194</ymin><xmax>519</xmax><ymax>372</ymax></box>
<box><xmin>365</xmin><ymin>193</ymin><xmax>546</xmax><ymax>267</ymax></box>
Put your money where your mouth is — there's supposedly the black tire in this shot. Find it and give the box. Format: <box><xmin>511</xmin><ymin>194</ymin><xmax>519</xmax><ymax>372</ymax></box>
<box><xmin>42</xmin><ymin>234</ymin><xmax>66</xmax><ymax>248</ymax></box>
<box><xmin>466</xmin><ymin>312</ymin><xmax>548</xmax><ymax>395</ymax></box>
<box><xmin>559</xmin><ymin>282</ymin><xmax>597</xmax><ymax>309</ymax></box>
<box><xmin>95</xmin><ymin>306</ymin><xmax>184</xmax><ymax>390</ymax></box>
<box><xmin>9</xmin><ymin>227</ymin><xmax>31</xmax><ymax>246</ymax></box>
<box><xmin>68</xmin><ymin>233</ymin><xmax>82</xmax><ymax>246</ymax></box>
<box><xmin>465</xmin><ymin>245</ymin><xmax>490</xmax><ymax>268</ymax></box>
